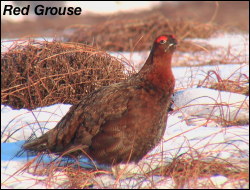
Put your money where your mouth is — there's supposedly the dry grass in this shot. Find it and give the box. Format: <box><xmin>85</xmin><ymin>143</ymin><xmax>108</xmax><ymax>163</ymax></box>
<box><xmin>1</xmin><ymin>39</ymin><xmax>132</xmax><ymax>110</ymax></box>
<box><xmin>149</xmin><ymin>155</ymin><xmax>248</xmax><ymax>188</ymax></box>
<box><xmin>1</xmin><ymin>38</ymin><xmax>248</xmax><ymax>188</ymax></box>
<box><xmin>1</xmin><ymin>3</ymin><xmax>249</xmax><ymax>186</ymax></box>
<box><xmin>1</xmin><ymin>50</ymin><xmax>248</xmax><ymax>189</ymax></box>
<box><xmin>66</xmin><ymin>13</ymin><xmax>217</xmax><ymax>52</ymax></box>
<box><xmin>1</xmin><ymin>112</ymin><xmax>248</xmax><ymax>189</ymax></box>
<box><xmin>2</xmin><ymin>2</ymin><xmax>248</xmax><ymax>39</ymax></box>
<box><xmin>4</xmin><ymin>118</ymin><xmax>247</xmax><ymax>188</ymax></box>
<box><xmin>198</xmin><ymin>69</ymin><xmax>249</xmax><ymax>96</ymax></box>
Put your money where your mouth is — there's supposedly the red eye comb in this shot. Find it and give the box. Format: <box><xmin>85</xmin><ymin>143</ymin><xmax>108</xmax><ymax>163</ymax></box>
<box><xmin>156</xmin><ymin>36</ymin><xmax>168</xmax><ymax>43</ymax></box>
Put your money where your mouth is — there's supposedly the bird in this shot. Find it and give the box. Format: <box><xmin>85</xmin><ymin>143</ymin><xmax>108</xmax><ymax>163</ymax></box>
<box><xmin>23</xmin><ymin>34</ymin><xmax>177</xmax><ymax>166</ymax></box>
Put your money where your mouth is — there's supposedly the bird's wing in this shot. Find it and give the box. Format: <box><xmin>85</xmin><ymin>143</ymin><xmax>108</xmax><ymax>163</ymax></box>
<box><xmin>24</xmin><ymin>81</ymin><xmax>135</xmax><ymax>153</ymax></box>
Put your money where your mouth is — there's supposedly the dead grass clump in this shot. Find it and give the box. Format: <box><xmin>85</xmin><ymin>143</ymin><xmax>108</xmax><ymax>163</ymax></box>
<box><xmin>64</xmin><ymin>167</ymin><xmax>111</xmax><ymax>189</ymax></box>
<box><xmin>1</xmin><ymin>39</ymin><xmax>129</xmax><ymax>110</ymax></box>
<box><xmin>198</xmin><ymin>70</ymin><xmax>249</xmax><ymax>96</ymax></box>
<box><xmin>150</xmin><ymin>157</ymin><xmax>248</xmax><ymax>189</ymax></box>
<box><xmin>66</xmin><ymin>13</ymin><xmax>217</xmax><ymax>52</ymax></box>
<box><xmin>209</xmin><ymin>80</ymin><xmax>249</xmax><ymax>96</ymax></box>
<box><xmin>2</xmin><ymin>2</ymin><xmax>248</xmax><ymax>39</ymax></box>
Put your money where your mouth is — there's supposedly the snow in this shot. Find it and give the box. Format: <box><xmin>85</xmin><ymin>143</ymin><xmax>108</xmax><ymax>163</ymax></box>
<box><xmin>1</xmin><ymin>38</ymin><xmax>53</xmax><ymax>53</ymax></box>
<box><xmin>1</xmin><ymin>33</ymin><xmax>249</xmax><ymax>188</ymax></box>
<box><xmin>110</xmin><ymin>33</ymin><xmax>249</xmax><ymax>69</ymax></box>
<box><xmin>172</xmin><ymin>87</ymin><xmax>249</xmax><ymax>123</ymax></box>
<box><xmin>176</xmin><ymin>33</ymin><xmax>249</xmax><ymax>67</ymax></box>
<box><xmin>1</xmin><ymin>104</ymin><xmax>71</xmax><ymax>143</ymax></box>
<box><xmin>173</xmin><ymin>63</ymin><xmax>248</xmax><ymax>88</ymax></box>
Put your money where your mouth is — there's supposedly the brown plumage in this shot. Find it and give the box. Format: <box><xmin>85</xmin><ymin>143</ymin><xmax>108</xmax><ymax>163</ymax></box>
<box><xmin>23</xmin><ymin>34</ymin><xmax>177</xmax><ymax>165</ymax></box>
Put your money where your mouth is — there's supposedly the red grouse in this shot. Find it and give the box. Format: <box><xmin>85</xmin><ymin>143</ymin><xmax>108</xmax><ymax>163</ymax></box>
<box><xmin>23</xmin><ymin>35</ymin><xmax>177</xmax><ymax>165</ymax></box>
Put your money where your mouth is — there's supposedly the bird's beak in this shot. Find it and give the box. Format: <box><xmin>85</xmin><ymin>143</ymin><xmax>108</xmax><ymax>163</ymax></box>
<box><xmin>169</xmin><ymin>43</ymin><xmax>175</xmax><ymax>47</ymax></box>
<box><xmin>164</xmin><ymin>42</ymin><xmax>177</xmax><ymax>52</ymax></box>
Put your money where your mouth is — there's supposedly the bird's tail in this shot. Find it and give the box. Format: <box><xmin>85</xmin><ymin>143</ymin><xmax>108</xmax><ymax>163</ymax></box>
<box><xmin>22</xmin><ymin>132</ymin><xmax>49</xmax><ymax>152</ymax></box>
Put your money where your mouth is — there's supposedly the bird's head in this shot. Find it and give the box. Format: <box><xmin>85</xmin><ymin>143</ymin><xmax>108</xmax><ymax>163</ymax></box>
<box><xmin>153</xmin><ymin>34</ymin><xmax>178</xmax><ymax>54</ymax></box>
<box><xmin>138</xmin><ymin>34</ymin><xmax>177</xmax><ymax>91</ymax></box>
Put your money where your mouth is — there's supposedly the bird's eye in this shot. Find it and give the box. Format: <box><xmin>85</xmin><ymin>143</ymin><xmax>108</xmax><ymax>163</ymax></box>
<box><xmin>159</xmin><ymin>40</ymin><xmax>167</xmax><ymax>44</ymax></box>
